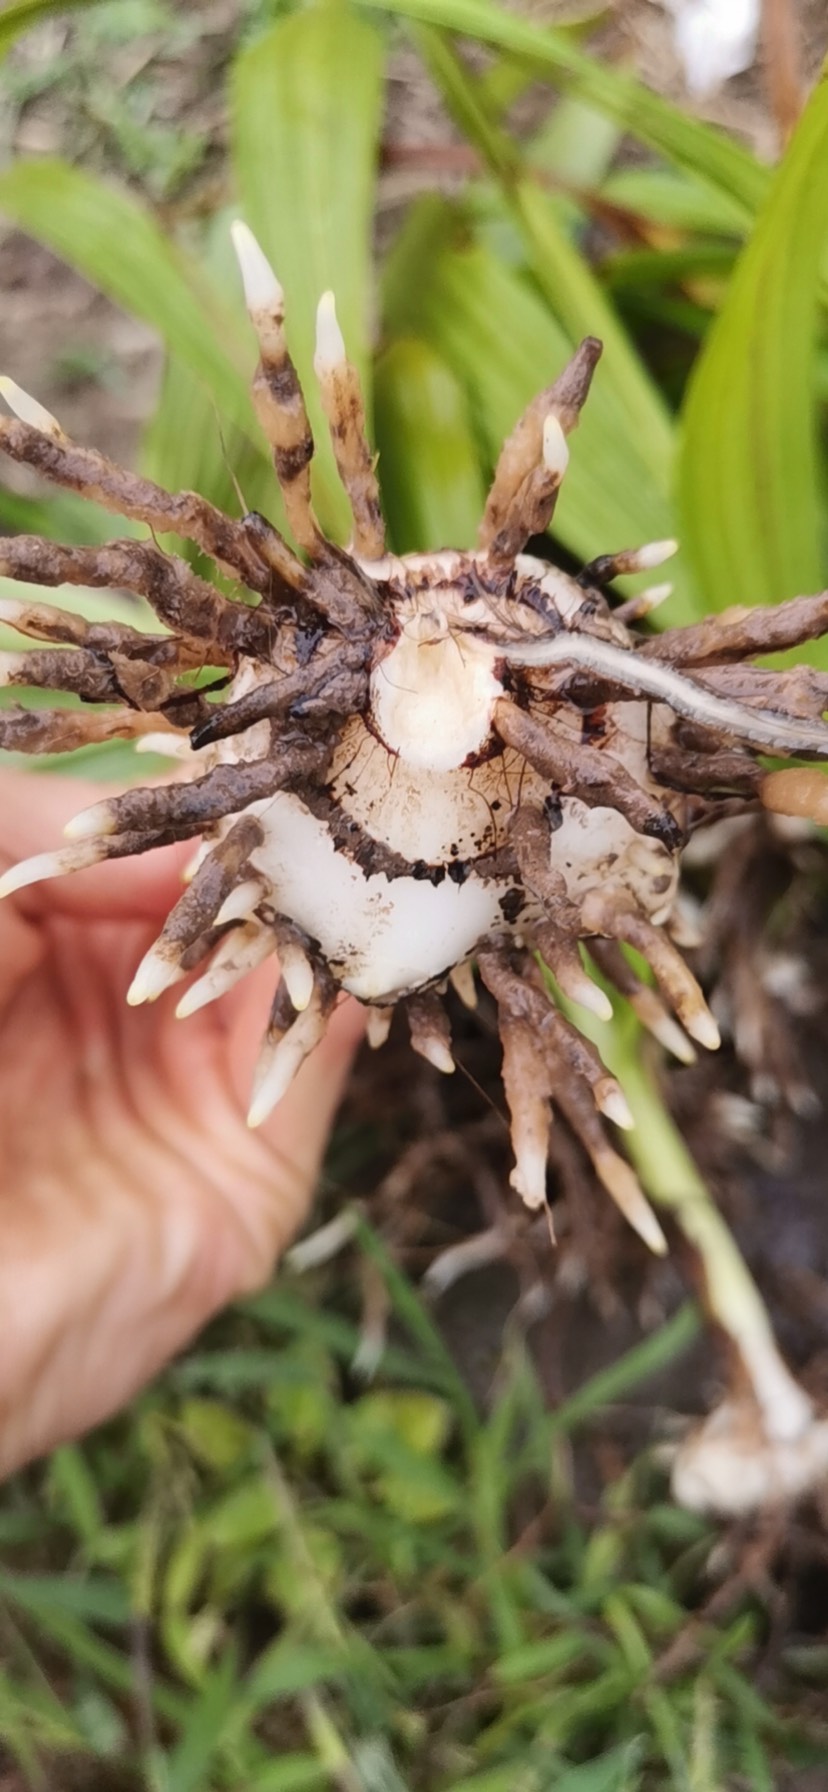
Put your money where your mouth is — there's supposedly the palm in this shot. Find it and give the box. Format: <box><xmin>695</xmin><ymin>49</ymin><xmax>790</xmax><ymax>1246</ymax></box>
<box><xmin>0</xmin><ymin>773</ymin><xmax>362</xmax><ymax>1474</ymax></box>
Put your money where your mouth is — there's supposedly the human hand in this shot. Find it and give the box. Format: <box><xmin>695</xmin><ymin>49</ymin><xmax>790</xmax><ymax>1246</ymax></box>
<box><xmin>0</xmin><ymin>770</ymin><xmax>365</xmax><ymax>1477</ymax></box>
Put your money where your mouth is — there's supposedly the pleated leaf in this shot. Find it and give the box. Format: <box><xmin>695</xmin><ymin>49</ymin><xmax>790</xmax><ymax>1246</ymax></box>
<box><xmin>383</xmin><ymin>199</ymin><xmax>697</xmax><ymax>616</ymax></box>
<box><xmin>374</xmin><ymin>338</ymin><xmax>484</xmax><ymax>552</ymax></box>
<box><xmin>0</xmin><ymin>160</ymin><xmax>254</xmax><ymax>438</ymax></box>
<box><xmin>359</xmin><ymin>0</ymin><xmax>767</xmax><ymax>220</ymax></box>
<box><xmin>139</xmin><ymin>212</ymin><xmax>283</xmax><ymax>547</ymax></box>
<box><xmin>679</xmin><ymin>69</ymin><xmax>828</xmax><ymax>618</ymax></box>
<box><xmin>230</xmin><ymin>0</ymin><xmax>386</xmax><ymax>540</ymax></box>
<box><xmin>413</xmin><ymin>25</ymin><xmax>674</xmax><ymax>483</ymax></box>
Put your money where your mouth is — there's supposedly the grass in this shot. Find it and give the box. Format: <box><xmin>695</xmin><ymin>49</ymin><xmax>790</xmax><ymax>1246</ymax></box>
<box><xmin>4</xmin><ymin>1216</ymin><xmax>823</xmax><ymax>1790</ymax></box>
<box><xmin>1</xmin><ymin>0</ymin><xmax>828</xmax><ymax>1785</ymax></box>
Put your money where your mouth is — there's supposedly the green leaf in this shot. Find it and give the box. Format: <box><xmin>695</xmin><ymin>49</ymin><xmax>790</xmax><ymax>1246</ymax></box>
<box><xmin>246</xmin><ymin>1639</ymin><xmax>347</xmax><ymax>1705</ymax></box>
<box><xmin>412</xmin><ymin>26</ymin><xmax>674</xmax><ymax>479</ymax></box>
<box><xmin>0</xmin><ymin>483</ymin><xmax>117</xmax><ymax>543</ymax></box>
<box><xmin>176</xmin><ymin>1399</ymin><xmax>256</xmax><ymax>1472</ymax></box>
<box><xmin>679</xmin><ymin>69</ymin><xmax>828</xmax><ymax>618</ymax></box>
<box><xmin>164</xmin><ymin>1653</ymin><xmax>241</xmax><ymax>1792</ymax></box>
<box><xmin>493</xmin><ymin>1633</ymin><xmax>596</xmax><ymax>1684</ymax></box>
<box><xmin>601</xmin><ymin>167</ymin><xmax>750</xmax><ymax>238</ymax></box>
<box><xmin>550</xmin><ymin>1741</ymin><xmax>644</xmax><ymax>1792</ymax></box>
<box><xmin>230</xmin><ymin>0</ymin><xmax>385</xmax><ymax>540</ymax></box>
<box><xmin>0</xmin><ymin>1570</ymin><xmax>130</xmax><ymax>1626</ymax></box>
<box><xmin>358</xmin><ymin>0</ymin><xmax>767</xmax><ymax>219</ymax></box>
<box><xmin>351</xmin><ymin>1390</ymin><xmax>452</xmax><ymax>1457</ymax></box>
<box><xmin>141</xmin><ymin>349</ymin><xmax>274</xmax><ymax>538</ymax></box>
<box><xmin>374</xmin><ymin>337</ymin><xmax>484</xmax><ymax>551</ymax></box>
<box><xmin>139</xmin><ymin>209</ymin><xmax>276</xmax><ymax>528</ymax></box>
<box><xmin>248</xmin><ymin>1759</ymin><xmax>329</xmax><ymax>1792</ymax></box>
<box><xmin>0</xmin><ymin>160</ymin><xmax>253</xmax><ymax>438</ymax></box>
<box><xmin>383</xmin><ymin>199</ymin><xmax>697</xmax><ymax>615</ymax></box>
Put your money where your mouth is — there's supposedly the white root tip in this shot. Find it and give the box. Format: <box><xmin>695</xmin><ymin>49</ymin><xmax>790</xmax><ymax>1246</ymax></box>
<box><xmin>419</xmin><ymin>1037</ymin><xmax>455</xmax><ymax>1075</ymax></box>
<box><xmin>176</xmin><ymin>923</ymin><xmax>275</xmax><ymax>1018</ymax></box>
<box><xmin>175</xmin><ymin>983</ymin><xmax>211</xmax><ymax>1020</ymax></box>
<box><xmin>542</xmin><ymin>413</ymin><xmax>570</xmax><ymax>482</ymax></box>
<box><xmin>230</xmin><ymin>219</ymin><xmax>284</xmax><ymax>317</ymax></box>
<box><xmin>134</xmin><ymin>732</ymin><xmax>196</xmax><ymax>762</ymax></box>
<box><xmin>0</xmin><ymin>653</ymin><xmax>19</xmax><ymax>686</ymax></box>
<box><xmin>247</xmin><ymin>1046</ymin><xmax>301</xmax><ymax>1128</ymax></box>
<box><xmin>598</xmin><ymin>1152</ymin><xmax>668</xmax><ymax>1256</ymax></box>
<box><xmin>247</xmin><ymin>1003</ymin><xmax>326</xmax><ymax>1128</ymax></box>
<box><xmin>0</xmin><ymin>375</ymin><xmax>64</xmax><ymax>438</ymax></box>
<box><xmin>649</xmin><ymin>1009</ymin><xmax>697</xmax><ymax>1065</ymax></box>
<box><xmin>566</xmin><ymin>973</ymin><xmax>613</xmax><ymax>1023</ymax></box>
<box><xmin>595</xmin><ymin>1081</ymin><xmax>635</xmax><ymax>1132</ymax></box>
<box><xmin>0</xmin><ymin>597</ymin><xmax>28</xmax><ymax>628</ymax></box>
<box><xmin>510</xmin><ymin>1147</ymin><xmax>548</xmax><ymax>1212</ymax></box>
<box><xmin>636</xmin><ymin>538</ymin><xmax>679</xmax><ymax>571</ymax></box>
<box><xmin>64</xmin><ymin>800</ymin><xmax>115</xmax><ymax>840</ymax></box>
<box><xmin>127</xmin><ymin>945</ymin><xmax>183</xmax><ymax>1007</ymax></box>
<box><xmin>314</xmin><ymin>289</ymin><xmax>347</xmax><ymax>373</ymax></box>
<box><xmin>215</xmin><ymin>878</ymin><xmax>264</xmax><ymax>927</ymax></box>
<box><xmin>637</xmin><ymin>581</ymin><xmax>673</xmax><ymax>612</ymax></box>
<box><xmin>685</xmin><ymin>1007</ymin><xmax>721</xmax><ymax>1051</ymax></box>
<box><xmin>365</xmin><ymin>1006</ymin><xmax>393</xmax><ymax>1049</ymax></box>
<box><xmin>449</xmin><ymin>960</ymin><xmax>478</xmax><ymax>1011</ymax></box>
<box><xmin>0</xmin><ymin>843</ymin><xmax>101</xmax><ymax>899</ymax></box>
<box><xmin>280</xmin><ymin>949</ymin><xmax>315</xmax><ymax>1014</ymax></box>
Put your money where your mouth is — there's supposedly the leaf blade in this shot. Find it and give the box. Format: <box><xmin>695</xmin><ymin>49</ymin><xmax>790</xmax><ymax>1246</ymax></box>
<box><xmin>374</xmin><ymin>337</ymin><xmax>485</xmax><ymax>552</ymax></box>
<box><xmin>358</xmin><ymin>0</ymin><xmax>766</xmax><ymax>219</ymax></box>
<box><xmin>0</xmin><ymin>160</ymin><xmax>253</xmax><ymax>438</ymax></box>
<box><xmin>383</xmin><ymin>199</ymin><xmax>696</xmax><ymax>613</ymax></box>
<box><xmin>230</xmin><ymin>1</ymin><xmax>386</xmax><ymax>539</ymax></box>
<box><xmin>679</xmin><ymin>69</ymin><xmax>828</xmax><ymax>617</ymax></box>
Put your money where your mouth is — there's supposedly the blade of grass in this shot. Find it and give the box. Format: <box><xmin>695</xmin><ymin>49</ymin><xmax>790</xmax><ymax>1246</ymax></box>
<box><xmin>543</xmin><ymin>1304</ymin><xmax>700</xmax><ymax>1445</ymax></box>
<box><xmin>230</xmin><ymin>0</ymin><xmax>385</xmax><ymax>540</ymax></box>
<box><xmin>352</xmin><ymin>1217</ymin><xmax>479</xmax><ymax>1434</ymax></box>
<box><xmin>555</xmin><ymin>988</ymin><xmax>812</xmax><ymax>1449</ymax></box>
<box><xmin>679</xmin><ymin>70</ymin><xmax>828</xmax><ymax>617</ymax></box>
<box><xmin>164</xmin><ymin>1650</ymin><xmax>241</xmax><ymax>1792</ymax></box>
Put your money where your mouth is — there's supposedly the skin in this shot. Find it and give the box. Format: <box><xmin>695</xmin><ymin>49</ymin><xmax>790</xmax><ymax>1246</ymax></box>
<box><xmin>0</xmin><ymin>771</ymin><xmax>365</xmax><ymax>1479</ymax></box>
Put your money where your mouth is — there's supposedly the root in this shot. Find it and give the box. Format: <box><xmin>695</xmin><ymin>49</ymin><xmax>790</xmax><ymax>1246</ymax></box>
<box><xmin>314</xmin><ymin>291</ymin><xmax>385</xmax><ymax>560</ymax></box>
<box><xmin>0</xmin><ymin>414</ymin><xmax>282</xmax><ymax>597</ymax></box>
<box><xmin>494</xmin><ymin>695</ymin><xmax>682</xmax><ymax>847</ymax></box>
<box><xmin>480</xmin><ymin>336</ymin><xmax>601</xmax><ymax>554</ymax></box>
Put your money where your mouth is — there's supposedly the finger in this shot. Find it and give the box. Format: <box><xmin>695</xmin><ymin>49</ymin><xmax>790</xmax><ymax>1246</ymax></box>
<box><xmin>0</xmin><ymin>769</ymin><xmax>191</xmax><ymax>921</ymax></box>
<box><xmin>0</xmin><ymin>895</ymin><xmax>43</xmax><ymax>1004</ymax></box>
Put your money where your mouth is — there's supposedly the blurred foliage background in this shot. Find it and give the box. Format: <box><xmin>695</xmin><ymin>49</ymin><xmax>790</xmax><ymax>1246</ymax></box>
<box><xmin>1</xmin><ymin>0</ymin><xmax>828</xmax><ymax>1786</ymax></box>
